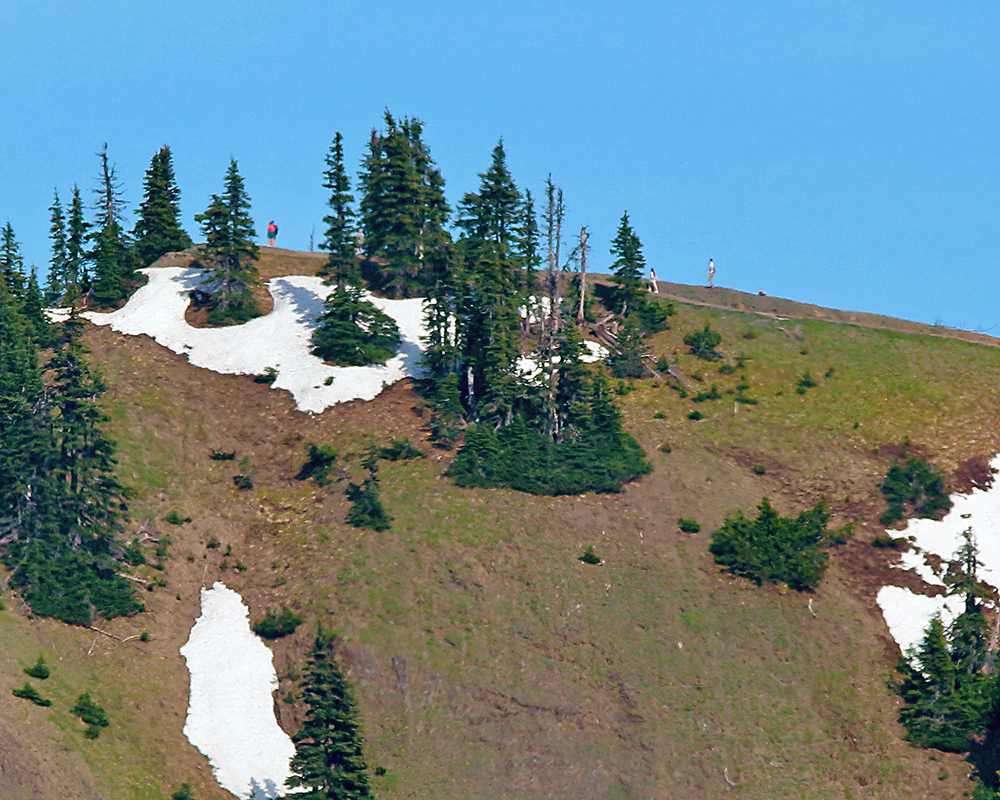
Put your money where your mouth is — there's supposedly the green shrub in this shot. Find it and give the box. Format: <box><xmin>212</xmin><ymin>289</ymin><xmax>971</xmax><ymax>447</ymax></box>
<box><xmin>709</xmin><ymin>498</ymin><xmax>840</xmax><ymax>591</ymax></box>
<box><xmin>448</xmin><ymin>417</ymin><xmax>650</xmax><ymax>497</ymax></box>
<box><xmin>752</xmin><ymin>464</ymin><xmax>766</xmax><ymax>475</ymax></box>
<box><xmin>691</xmin><ymin>384</ymin><xmax>722</xmax><ymax>403</ymax></box>
<box><xmin>797</xmin><ymin>371</ymin><xmax>817</xmax><ymax>390</ymax></box>
<box><xmin>687</xmin><ymin>410</ymin><xmax>703</xmax><ymax>421</ymax></box>
<box><xmin>655</xmin><ymin>355</ymin><xmax>670</xmax><ymax>372</ymax></box>
<box><xmin>311</xmin><ymin>286</ymin><xmax>401</xmax><ymax>366</ymax></box>
<box><xmin>678</xmin><ymin>518</ymin><xmax>700</xmax><ymax>533</ymax></box>
<box><xmin>378</xmin><ymin>439</ymin><xmax>424</xmax><ymax>461</ymax></box>
<box><xmin>206</xmin><ymin>536</ymin><xmax>220</xmax><ymax>549</ymax></box>
<box><xmin>579</xmin><ymin>546</ymin><xmax>601</xmax><ymax>565</ymax></box>
<box><xmin>252</xmin><ymin>607</ymin><xmax>303</xmax><ymax>639</ymax></box>
<box><xmin>718</xmin><ymin>364</ymin><xmax>735</xmax><ymax>375</ymax></box>
<box><xmin>871</xmin><ymin>534</ymin><xmax>905</xmax><ymax>549</ymax></box>
<box><xmin>253</xmin><ymin>366</ymin><xmax>278</xmax><ymax>385</ymax></box>
<box><xmin>209</xmin><ymin>449</ymin><xmax>236</xmax><ymax>461</ymax></box>
<box><xmin>164</xmin><ymin>510</ymin><xmax>192</xmax><ymax>525</ymax></box>
<box><xmin>24</xmin><ymin>655</ymin><xmax>49</xmax><ymax>680</ymax></box>
<box><xmin>71</xmin><ymin>693</ymin><xmax>110</xmax><ymax>738</ymax></box>
<box><xmin>652</xmin><ymin>411</ymin><xmax>667</xmax><ymax>419</ymax></box>
<box><xmin>345</xmin><ymin>477</ymin><xmax>392</xmax><ymax>531</ymax></box>
<box><xmin>233</xmin><ymin>474</ymin><xmax>253</xmax><ymax>490</ymax></box>
<box><xmin>880</xmin><ymin>458</ymin><xmax>952</xmax><ymax>525</ymax></box>
<box><xmin>123</xmin><ymin>538</ymin><xmax>146</xmax><ymax>567</ymax></box>
<box><xmin>296</xmin><ymin>443</ymin><xmax>338</xmax><ymax>486</ymax></box>
<box><xmin>12</xmin><ymin>682</ymin><xmax>51</xmax><ymax>707</ymax></box>
<box><xmin>171</xmin><ymin>783</ymin><xmax>196</xmax><ymax>800</ymax></box>
<box><xmin>683</xmin><ymin>323</ymin><xmax>723</xmax><ymax>361</ymax></box>
<box><xmin>659</xmin><ymin>442</ymin><xmax>672</xmax><ymax>453</ymax></box>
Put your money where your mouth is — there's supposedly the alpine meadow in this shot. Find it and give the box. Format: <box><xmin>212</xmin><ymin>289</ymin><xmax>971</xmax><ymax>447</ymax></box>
<box><xmin>5</xmin><ymin>117</ymin><xmax>1000</xmax><ymax>800</ymax></box>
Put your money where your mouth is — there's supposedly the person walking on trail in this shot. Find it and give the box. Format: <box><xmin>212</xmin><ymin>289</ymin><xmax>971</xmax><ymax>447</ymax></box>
<box><xmin>267</xmin><ymin>221</ymin><xmax>278</xmax><ymax>247</ymax></box>
<box><xmin>708</xmin><ymin>258</ymin><xmax>715</xmax><ymax>288</ymax></box>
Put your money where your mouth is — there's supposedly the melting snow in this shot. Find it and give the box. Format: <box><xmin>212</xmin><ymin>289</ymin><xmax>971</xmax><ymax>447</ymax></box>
<box><xmin>83</xmin><ymin>267</ymin><xmax>427</xmax><ymax>413</ymax></box>
<box><xmin>179</xmin><ymin>582</ymin><xmax>296</xmax><ymax>799</ymax></box>
<box><xmin>876</xmin><ymin>454</ymin><xmax>1000</xmax><ymax>655</ymax></box>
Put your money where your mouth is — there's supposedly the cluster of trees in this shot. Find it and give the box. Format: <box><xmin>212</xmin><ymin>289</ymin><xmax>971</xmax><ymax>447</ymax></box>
<box><xmin>893</xmin><ymin>529</ymin><xmax>1000</xmax><ymax>799</ymax></box>
<box><xmin>45</xmin><ymin>144</ymin><xmax>191</xmax><ymax>308</ymax></box>
<box><xmin>0</xmin><ymin>268</ymin><xmax>141</xmax><ymax>625</ymax></box>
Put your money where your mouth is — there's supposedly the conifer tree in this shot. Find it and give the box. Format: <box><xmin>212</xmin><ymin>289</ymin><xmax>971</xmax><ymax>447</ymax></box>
<box><xmin>609</xmin><ymin>211</ymin><xmax>646</xmax><ymax>315</ymax></box>
<box><xmin>66</xmin><ymin>185</ymin><xmax>89</xmax><ymax>292</ymax></box>
<box><xmin>132</xmin><ymin>145</ymin><xmax>191</xmax><ymax>268</ymax></box>
<box><xmin>46</xmin><ymin>190</ymin><xmax>69</xmax><ymax>304</ymax></box>
<box><xmin>21</xmin><ymin>270</ymin><xmax>51</xmax><ymax>347</ymax></box>
<box><xmin>319</xmin><ymin>132</ymin><xmax>359</xmax><ymax>288</ymax></box>
<box><xmin>195</xmin><ymin>158</ymin><xmax>260</xmax><ymax>324</ymax></box>
<box><xmin>0</xmin><ymin>222</ymin><xmax>26</xmax><ymax>298</ymax></box>
<box><xmin>514</xmin><ymin>188</ymin><xmax>540</xmax><ymax>293</ymax></box>
<box><xmin>88</xmin><ymin>143</ymin><xmax>133</xmax><ymax>308</ymax></box>
<box><xmin>287</xmin><ymin>629</ymin><xmax>373</xmax><ymax>799</ymax></box>
<box><xmin>357</xmin><ymin>112</ymin><xmax>450</xmax><ymax>296</ymax></box>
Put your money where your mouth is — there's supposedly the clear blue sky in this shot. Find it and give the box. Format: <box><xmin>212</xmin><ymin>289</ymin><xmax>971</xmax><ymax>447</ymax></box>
<box><xmin>1</xmin><ymin>1</ymin><xmax>996</xmax><ymax>330</ymax></box>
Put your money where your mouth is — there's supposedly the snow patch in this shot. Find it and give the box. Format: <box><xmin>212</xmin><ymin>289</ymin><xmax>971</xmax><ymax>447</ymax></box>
<box><xmin>877</xmin><ymin>454</ymin><xmax>1000</xmax><ymax>654</ymax></box>
<box><xmin>179</xmin><ymin>582</ymin><xmax>296</xmax><ymax>799</ymax></box>
<box><xmin>83</xmin><ymin>267</ymin><xmax>427</xmax><ymax>413</ymax></box>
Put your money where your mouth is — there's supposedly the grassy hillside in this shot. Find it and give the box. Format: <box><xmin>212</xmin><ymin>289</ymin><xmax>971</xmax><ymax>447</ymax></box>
<box><xmin>4</xmin><ymin>250</ymin><xmax>1000</xmax><ymax>799</ymax></box>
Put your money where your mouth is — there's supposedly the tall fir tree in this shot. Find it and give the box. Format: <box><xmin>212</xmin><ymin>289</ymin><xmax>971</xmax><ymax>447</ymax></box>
<box><xmin>45</xmin><ymin>190</ymin><xmax>69</xmax><ymax>304</ymax></box>
<box><xmin>0</xmin><ymin>222</ymin><xmax>26</xmax><ymax>298</ymax></box>
<box><xmin>88</xmin><ymin>143</ymin><xmax>133</xmax><ymax>308</ymax></box>
<box><xmin>287</xmin><ymin>629</ymin><xmax>373</xmax><ymax>800</ymax></box>
<box><xmin>66</xmin><ymin>184</ymin><xmax>89</xmax><ymax>292</ymax></box>
<box><xmin>609</xmin><ymin>211</ymin><xmax>646</xmax><ymax>316</ymax></box>
<box><xmin>319</xmin><ymin>132</ymin><xmax>359</xmax><ymax>288</ymax></box>
<box><xmin>132</xmin><ymin>145</ymin><xmax>191</xmax><ymax>268</ymax></box>
<box><xmin>195</xmin><ymin>158</ymin><xmax>260</xmax><ymax>324</ymax></box>
<box><xmin>357</xmin><ymin>111</ymin><xmax>450</xmax><ymax>297</ymax></box>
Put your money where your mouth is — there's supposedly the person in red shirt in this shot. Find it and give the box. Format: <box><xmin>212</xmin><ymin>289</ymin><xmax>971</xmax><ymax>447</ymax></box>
<box><xmin>267</xmin><ymin>221</ymin><xmax>278</xmax><ymax>247</ymax></box>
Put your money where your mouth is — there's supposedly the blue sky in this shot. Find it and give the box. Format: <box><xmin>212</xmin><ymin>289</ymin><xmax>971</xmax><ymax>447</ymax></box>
<box><xmin>1</xmin><ymin>1</ymin><xmax>996</xmax><ymax>330</ymax></box>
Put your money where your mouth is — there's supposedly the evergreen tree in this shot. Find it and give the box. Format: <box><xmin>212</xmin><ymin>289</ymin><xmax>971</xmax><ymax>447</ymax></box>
<box><xmin>88</xmin><ymin>143</ymin><xmax>133</xmax><ymax>308</ymax></box>
<box><xmin>132</xmin><ymin>145</ymin><xmax>191</xmax><ymax>268</ymax></box>
<box><xmin>609</xmin><ymin>211</ymin><xmax>646</xmax><ymax>315</ymax></box>
<box><xmin>287</xmin><ymin>629</ymin><xmax>374</xmax><ymax>800</ymax></box>
<box><xmin>66</xmin><ymin>184</ymin><xmax>89</xmax><ymax>293</ymax></box>
<box><xmin>457</xmin><ymin>139</ymin><xmax>522</xmax><ymax>251</ymax></box>
<box><xmin>0</xmin><ymin>222</ymin><xmax>26</xmax><ymax>298</ymax></box>
<box><xmin>311</xmin><ymin>287</ymin><xmax>400</xmax><ymax>366</ymax></box>
<box><xmin>45</xmin><ymin>190</ymin><xmax>69</xmax><ymax>304</ymax></box>
<box><xmin>357</xmin><ymin>112</ymin><xmax>450</xmax><ymax>297</ymax></box>
<box><xmin>319</xmin><ymin>132</ymin><xmax>359</xmax><ymax>288</ymax></box>
<box><xmin>21</xmin><ymin>270</ymin><xmax>51</xmax><ymax>347</ymax></box>
<box><xmin>195</xmin><ymin>158</ymin><xmax>260</xmax><ymax>324</ymax></box>
<box><xmin>513</xmin><ymin>188</ymin><xmax>540</xmax><ymax>293</ymax></box>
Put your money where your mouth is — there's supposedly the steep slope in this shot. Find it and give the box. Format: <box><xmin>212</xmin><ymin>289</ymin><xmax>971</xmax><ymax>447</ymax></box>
<box><xmin>3</xmin><ymin>250</ymin><xmax>1000</xmax><ymax>799</ymax></box>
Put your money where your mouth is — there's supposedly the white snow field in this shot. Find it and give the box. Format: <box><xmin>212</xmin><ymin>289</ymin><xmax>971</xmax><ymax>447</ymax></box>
<box><xmin>179</xmin><ymin>582</ymin><xmax>296</xmax><ymax>799</ymax></box>
<box><xmin>876</xmin><ymin>454</ymin><xmax>1000</xmax><ymax>656</ymax></box>
<box><xmin>83</xmin><ymin>267</ymin><xmax>427</xmax><ymax>414</ymax></box>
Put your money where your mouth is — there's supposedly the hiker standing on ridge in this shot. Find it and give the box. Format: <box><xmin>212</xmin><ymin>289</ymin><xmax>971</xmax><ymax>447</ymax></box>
<box><xmin>708</xmin><ymin>258</ymin><xmax>715</xmax><ymax>288</ymax></box>
<box><xmin>267</xmin><ymin>221</ymin><xmax>278</xmax><ymax>247</ymax></box>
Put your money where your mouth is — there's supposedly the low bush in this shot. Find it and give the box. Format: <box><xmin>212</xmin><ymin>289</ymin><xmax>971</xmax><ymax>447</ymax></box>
<box><xmin>378</xmin><ymin>439</ymin><xmax>424</xmax><ymax>461</ymax></box>
<box><xmin>659</xmin><ymin>442</ymin><xmax>672</xmax><ymax>453</ymax></box>
<box><xmin>252</xmin><ymin>607</ymin><xmax>303</xmax><ymax>640</ymax></box>
<box><xmin>871</xmin><ymin>534</ymin><xmax>905</xmax><ymax>549</ymax></box>
<box><xmin>233</xmin><ymin>474</ymin><xmax>253</xmax><ymax>491</ymax></box>
<box><xmin>579</xmin><ymin>546</ymin><xmax>601</xmax><ymax>565</ymax></box>
<box><xmin>164</xmin><ymin>510</ymin><xmax>192</xmax><ymax>526</ymax></box>
<box><xmin>687</xmin><ymin>410</ymin><xmax>703</xmax><ymax>421</ymax></box>
<box><xmin>797</xmin><ymin>372</ymin><xmax>817</xmax><ymax>390</ymax></box>
<box><xmin>171</xmin><ymin>784</ymin><xmax>196</xmax><ymax>800</ymax></box>
<box><xmin>24</xmin><ymin>655</ymin><xmax>49</xmax><ymax>680</ymax></box>
<box><xmin>709</xmin><ymin>498</ymin><xmax>843</xmax><ymax>591</ymax></box>
<box><xmin>209</xmin><ymin>450</ymin><xmax>236</xmax><ymax>461</ymax></box>
<box><xmin>296</xmin><ymin>443</ymin><xmax>338</xmax><ymax>486</ymax></box>
<box><xmin>346</xmin><ymin>452</ymin><xmax>392</xmax><ymax>531</ymax></box>
<box><xmin>683</xmin><ymin>323</ymin><xmax>723</xmax><ymax>361</ymax></box>
<box><xmin>71</xmin><ymin>693</ymin><xmax>110</xmax><ymax>738</ymax></box>
<box><xmin>12</xmin><ymin>682</ymin><xmax>51</xmax><ymax>706</ymax></box>
<box><xmin>253</xmin><ymin>366</ymin><xmax>278</xmax><ymax>385</ymax></box>
<box><xmin>880</xmin><ymin>458</ymin><xmax>952</xmax><ymax>525</ymax></box>
<box><xmin>678</xmin><ymin>518</ymin><xmax>701</xmax><ymax>533</ymax></box>
<box><xmin>752</xmin><ymin>464</ymin><xmax>766</xmax><ymax>475</ymax></box>
<box><xmin>691</xmin><ymin>385</ymin><xmax>722</xmax><ymax>403</ymax></box>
